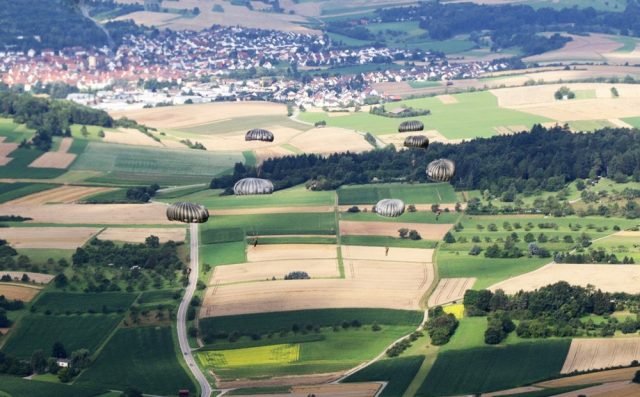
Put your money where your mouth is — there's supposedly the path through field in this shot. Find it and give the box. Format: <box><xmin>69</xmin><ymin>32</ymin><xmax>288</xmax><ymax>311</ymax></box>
<box><xmin>178</xmin><ymin>223</ymin><xmax>212</xmax><ymax>397</ymax></box>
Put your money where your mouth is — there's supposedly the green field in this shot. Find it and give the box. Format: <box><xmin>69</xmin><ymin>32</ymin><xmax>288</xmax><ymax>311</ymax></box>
<box><xmin>2</xmin><ymin>314</ymin><xmax>122</xmax><ymax>358</ymax></box>
<box><xmin>417</xmin><ymin>340</ymin><xmax>571</xmax><ymax>396</ymax></box>
<box><xmin>77</xmin><ymin>327</ymin><xmax>196</xmax><ymax>395</ymax></box>
<box><xmin>201</xmin><ymin>212</ymin><xmax>337</xmax><ymax>236</ymax></box>
<box><xmin>437</xmin><ymin>251</ymin><xmax>549</xmax><ymax>290</ymax></box>
<box><xmin>179</xmin><ymin>115</ymin><xmax>309</xmax><ymax>135</ymax></box>
<box><xmin>408</xmin><ymin>81</ymin><xmax>442</xmax><ymax>89</ymax></box>
<box><xmin>0</xmin><ymin>375</ymin><xmax>107</xmax><ymax>397</ymax></box>
<box><xmin>71</xmin><ymin>142</ymin><xmax>244</xmax><ymax>185</ymax></box>
<box><xmin>164</xmin><ymin>185</ymin><xmax>335</xmax><ymax>209</ymax></box>
<box><xmin>0</xmin><ymin>182</ymin><xmax>57</xmax><ymax>204</ymax></box>
<box><xmin>0</xmin><ymin>149</ymin><xmax>66</xmax><ymax>179</ymax></box>
<box><xmin>32</xmin><ymin>292</ymin><xmax>138</xmax><ymax>314</ymax></box>
<box><xmin>341</xmin><ymin>235</ymin><xmax>438</xmax><ymax>248</ymax></box>
<box><xmin>199</xmin><ymin>308</ymin><xmax>422</xmax><ymax>336</ymax></box>
<box><xmin>337</xmin><ymin>183</ymin><xmax>457</xmax><ymax>205</ymax></box>
<box><xmin>252</xmin><ymin>236</ymin><xmax>338</xmax><ymax>245</ymax></box>
<box><xmin>203</xmin><ymin>325</ymin><xmax>416</xmax><ymax>379</ymax></box>
<box><xmin>298</xmin><ymin>91</ymin><xmax>550</xmax><ymax>138</ymax></box>
<box><xmin>200</xmin><ymin>241</ymin><xmax>247</xmax><ymax>266</ymax></box>
<box><xmin>0</xmin><ymin>118</ymin><xmax>35</xmax><ymax>142</ymax></box>
<box><xmin>344</xmin><ymin>355</ymin><xmax>425</xmax><ymax>397</ymax></box>
<box><xmin>79</xmin><ymin>188</ymin><xmax>131</xmax><ymax>203</ymax></box>
<box><xmin>138</xmin><ymin>289</ymin><xmax>181</xmax><ymax>305</ymax></box>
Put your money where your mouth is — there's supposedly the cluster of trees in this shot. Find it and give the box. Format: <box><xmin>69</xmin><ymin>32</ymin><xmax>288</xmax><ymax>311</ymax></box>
<box><xmin>386</xmin><ymin>331</ymin><xmax>423</xmax><ymax>357</ymax></box>
<box><xmin>126</xmin><ymin>184</ymin><xmax>160</xmax><ymax>203</ymax></box>
<box><xmin>211</xmin><ymin>126</ymin><xmax>640</xmax><ymax>196</ymax></box>
<box><xmin>284</xmin><ymin>271</ymin><xmax>310</xmax><ymax>280</ymax></box>
<box><xmin>425</xmin><ymin>306</ymin><xmax>459</xmax><ymax>345</ymax></box>
<box><xmin>555</xmin><ymin>86</ymin><xmax>576</xmax><ymax>100</ymax></box>
<box><xmin>0</xmin><ymin>342</ymin><xmax>90</xmax><ymax>380</ymax></box>
<box><xmin>180</xmin><ymin>139</ymin><xmax>207</xmax><ymax>150</ymax></box>
<box><xmin>554</xmin><ymin>249</ymin><xmax>636</xmax><ymax>264</ymax></box>
<box><xmin>464</xmin><ymin>282</ymin><xmax>619</xmax><ymax>340</ymax></box>
<box><xmin>86</xmin><ymin>0</ymin><xmax>143</xmax><ymax>19</ymax></box>
<box><xmin>398</xmin><ymin>228</ymin><xmax>422</xmax><ymax>240</ymax></box>
<box><xmin>0</xmin><ymin>92</ymin><xmax>113</xmax><ymax>151</ymax></box>
<box><xmin>369</xmin><ymin>105</ymin><xmax>431</xmax><ymax>118</ymax></box>
<box><xmin>484</xmin><ymin>312</ymin><xmax>516</xmax><ymax>344</ymax></box>
<box><xmin>71</xmin><ymin>237</ymin><xmax>186</xmax><ymax>286</ymax></box>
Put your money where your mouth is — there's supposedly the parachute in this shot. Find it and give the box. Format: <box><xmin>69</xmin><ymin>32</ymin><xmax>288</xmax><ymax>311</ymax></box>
<box><xmin>233</xmin><ymin>177</ymin><xmax>275</xmax><ymax>195</ymax></box>
<box><xmin>166</xmin><ymin>202</ymin><xmax>209</xmax><ymax>223</ymax></box>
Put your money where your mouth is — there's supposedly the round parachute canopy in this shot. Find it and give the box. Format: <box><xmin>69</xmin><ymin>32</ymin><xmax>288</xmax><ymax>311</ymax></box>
<box><xmin>245</xmin><ymin>128</ymin><xmax>274</xmax><ymax>142</ymax></box>
<box><xmin>166</xmin><ymin>202</ymin><xmax>209</xmax><ymax>223</ymax></box>
<box><xmin>375</xmin><ymin>198</ymin><xmax>405</xmax><ymax>217</ymax></box>
<box><xmin>404</xmin><ymin>135</ymin><xmax>429</xmax><ymax>149</ymax></box>
<box><xmin>233</xmin><ymin>177</ymin><xmax>274</xmax><ymax>195</ymax></box>
<box><xmin>427</xmin><ymin>159</ymin><xmax>456</xmax><ymax>182</ymax></box>
<box><xmin>398</xmin><ymin>120</ymin><xmax>424</xmax><ymax>133</ymax></box>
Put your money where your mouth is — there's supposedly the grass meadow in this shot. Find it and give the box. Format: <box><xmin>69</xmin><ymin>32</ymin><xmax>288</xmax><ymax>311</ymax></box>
<box><xmin>298</xmin><ymin>91</ymin><xmax>550</xmax><ymax>138</ymax></box>
<box><xmin>0</xmin><ymin>375</ymin><xmax>107</xmax><ymax>397</ymax></box>
<box><xmin>32</xmin><ymin>292</ymin><xmax>138</xmax><ymax>314</ymax></box>
<box><xmin>200</xmin><ymin>212</ymin><xmax>337</xmax><ymax>236</ymax></box>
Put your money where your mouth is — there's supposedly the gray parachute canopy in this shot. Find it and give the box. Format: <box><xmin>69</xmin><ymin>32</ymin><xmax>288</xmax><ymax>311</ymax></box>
<box><xmin>245</xmin><ymin>128</ymin><xmax>274</xmax><ymax>142</ymax></box>
<box><xmin>374</xmin><ymin>198</ymin><xmax>405</xmax><ymax>217</ymax></box>
<box><xmin>233</xmin><ymin>177</ymin><xmax>275</xmax><ymax>195</ymax></box>
<box><xmin>404</xmin><ymin>135</ymin><xmax>429</xmax><ymax>149</ymax></box>
<box><xmin>166</xmin><ymin>202</ymin><xmax>209</xmax><ymax>223</ymax></box>
<box><xmin>398</xmin><ymin>120</ymin><xmax>424</xmax><ymax>133</ymax></box>
<box><xmin>427</xmin><ymin>159</ymin><xmax>456</xmax><ymax>182</ymax></box>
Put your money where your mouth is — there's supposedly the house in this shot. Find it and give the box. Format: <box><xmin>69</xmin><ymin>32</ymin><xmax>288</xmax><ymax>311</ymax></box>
<box><xmin>56</xmin><ymin>359</ymin><xmax>70</xmax><ymax>368</ymax></box>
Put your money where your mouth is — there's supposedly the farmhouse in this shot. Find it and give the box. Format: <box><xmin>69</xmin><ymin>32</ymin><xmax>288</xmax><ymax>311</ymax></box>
<box><xmin>56</xmin><ymin>358</ymin><xmax>70</xmax><ymax>368</ymax></box>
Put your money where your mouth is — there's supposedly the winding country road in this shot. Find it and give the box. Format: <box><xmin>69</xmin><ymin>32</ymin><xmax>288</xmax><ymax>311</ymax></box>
<box><xmin>177</xmin><ymin>223</ymin><xmax>212</xmax><ymax>397</ymax></box>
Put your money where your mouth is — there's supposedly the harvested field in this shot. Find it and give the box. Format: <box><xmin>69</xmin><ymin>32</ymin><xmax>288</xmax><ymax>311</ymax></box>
<box><xmin>561</xmin><ymin>338</ymin><xmax>640</xmax><ymax>374</ymax></box>
<box><xmin>428</xmin><ymin>278</ymin><xmax>476</xmax><ymax>307</ymax></box>
<box><xmin>28</xmin><ymin>152</ymin><xmax>76</xmax><ymax>169</ymax></box>
<box><xmin>341</xmin><ymin>245</ymin><xmax>434</xmax><ymax>263</ymax></box>
<box><xmin>525</xmin><ymin>34</ymin><xmax>622</xmax><ymax>63</ymax></box>
<box><xmin>554</xmin><ymin>382</ymin><xmax>640</xmax><ymax>397</ymax></box>
<box><xmin>0</xmin><ymin>227</ymin><xmax>99</xmax><ymax>249</ymax></box>
<box><xmin>0</xmin><ymin>203</ymin><xmax>173</xmax><ymax>225</ymax></box>
<box><xmin>538</xmin><ymin>367</ymin><xmax>639</xmax><ymax>388</ymax></box>
<box><xmin>254</xmin><ymin>145</ymin><xmax>300</xmax><ymax>163</ymax></box>
<box><xmin>438</xmin><ymin>94</ymin><xmax>458</xmax><ymax>104</ymax></box>
<box><xmin>493</xmin><ymin>83</ymin><xmax>640</xmax><ymax>121</ymax></box>
<box><xmin>340</xmin><ymin>220</ymin><xmax>453</xmax><ymax>240</ymax></box>
<box><xmin>29</xmin><ymin>137</ymin><xmax>76</xmax><ymax>169</ymax></box>
<box><xmin>217</xmin><ymin>372</ymin><xmax>343</xmax><ymax>390</ymax></box>
<box><xmin>380</xmin><ymin>129</ymin><xmax>462</xmax><ymax>147</ymax></box>
<box><xmin>202</xmin><ymin>258</ymin><xmax>433</xmax><ymax>317</ymax></box>
<box><xmin>111</xmin><ymin>102</ymin><xmax>286</xmax><ymax>130</ymax></box>
<box><xmin>237</xmin><ymin>383</ymin><xmax>381</xmax><ymax>397</ymax></box>
<box><xmin>189</xmin><ymin>126</ymin><xmax>304</xmax><ymax>153</ymax></box>
<box><xmin>103</xmin><ymin>128</ymin><xmax>164</xmax><ymax>147</ymax></box>
<box><xmin>0</xmin><ymin>271</ymin><xmax>54</xmax><ymax>284</ymax></box>
<box><xmin>489</xmin><ymin>263</ymin><xmax>640</xmax><ymax>294</ymax></box>
<box><xmin>247</xmin><ymin>244</ymin><xmax>337</xmax><ymax>262</ymax></box>
<box><xmin>615</xmin><ymin>231</ymin><xmax>640</xmax><ymax>237</ymax></box>
<box><xmin>211</xmin><ymin>259</ymin><xmax>340</xmax><ymax>285</ymax></box>
<box><xmin>0</xmin><ymin>284</ymin><xmax>41</xmax><ymax>301</ymax></box>
<box><xmin>4</xmin><ymin>185</ymin><xmax>114</xmax><ymax>205</ymax></box>
<box><xmin>98</xmin><ymin>227</ymin><xmax>186</xmax><ymax>243</ymax></box>
<box><xmin>481</xmin><ymin>386</ymin><xmax>542</xmax><ymax>397</ymax></box>
<box><xmin>0</xmin><ymin>141</ymin><xmax>18</xmax><ymax>165</ymax></box>
<box><xmin>288</xmin><ymin>127</ymin><xmax>373</xmax><ymax>154</ymax></box>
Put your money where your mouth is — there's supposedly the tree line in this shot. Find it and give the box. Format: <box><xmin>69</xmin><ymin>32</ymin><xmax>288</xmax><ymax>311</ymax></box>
<box><xmin>211</xmin><ymin>125</ymin><xmax>640</xmax><ymax>197</ymax></box>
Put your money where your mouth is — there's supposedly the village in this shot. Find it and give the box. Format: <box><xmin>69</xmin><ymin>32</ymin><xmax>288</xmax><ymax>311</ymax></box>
<box><xmin>0</xmin><ymin>25</ymin><xmax>511</xmax><ymax>110</ymax></box>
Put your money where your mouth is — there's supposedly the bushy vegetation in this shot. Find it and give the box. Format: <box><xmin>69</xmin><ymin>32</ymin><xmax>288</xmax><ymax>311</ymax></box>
<box><xmin>213</xmin><ymin>126</ymin><xmax>640</xmax><ymax>197</ymax></box>
<box><xmin>369</xmin><ymin>105</ymin><xmax>431</xmax><ymax>118</ymax></box>
<box><xmin>464</xmin><ymin>282</ymin><xmax>621</xmax><ymax>339</ymax></box>
<box><xmin>425</xmin><ymin>306</ymin><xmax>459</xmax><ymax>345</ymax></box>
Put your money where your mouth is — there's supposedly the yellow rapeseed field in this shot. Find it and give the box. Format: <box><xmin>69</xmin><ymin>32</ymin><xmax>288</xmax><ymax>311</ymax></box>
<box><xmin>443</xmin><ymin>303</ymin><xmax>465</xmax><ymax>319</ymax></box>
<box><xmin>197</xmin><ymin>344</ymin><xmax>300</xmax><ymax>367</ymax></box>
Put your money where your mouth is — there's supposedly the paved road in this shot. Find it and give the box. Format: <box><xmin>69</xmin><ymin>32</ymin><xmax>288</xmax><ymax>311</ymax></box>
<box><xmin>177</xmin><ymin>223</ymin><xmax>212</xmax><ymax>397</ymax></box>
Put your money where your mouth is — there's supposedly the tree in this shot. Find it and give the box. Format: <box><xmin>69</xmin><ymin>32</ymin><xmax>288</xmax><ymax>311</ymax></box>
<box><xmin>408</xmin><ymin>230</ymin><xmax>422</xmax><ymax>240</ymax></box>
<box><xmin>54</xmin><ymin>273</ymin><xmax>68</xmax><ymax>288</ymax></box>
<box><xmin>484</xmin><ymin>326</ymin><xmax>504</xmax><ymax>344</ymax></box>
<box><xmin>145</xmin><ymin>235</ymin><xmax>160</xmax><ymax>248</ymax></box>
<box><xmin>80</xmin><ymin>125</ymin><xmax>89</xmax><ymax>138</ymax></box>
<box><xmin>398</xmin><ymin>228</ymin><xmax>409</xmax><ymax>239</ymax></box>
<box><xmin>443</xmin><ymin>232</ymin><xmax>456</xmax><ymax>243</ymax></box>
<box><xmin>52</xmin><ymin>342</ymin><xmax>67</xmax><ymax>359</ymax></box>
<box><xmin>30</xmin><ymin>350</ymin><xmax>47</xmax><ymax>374</ymax></box>
<box><xmin>633</xmin><ymin>370</ymin><xmax>640</xmax><ymax>384</ymax></box>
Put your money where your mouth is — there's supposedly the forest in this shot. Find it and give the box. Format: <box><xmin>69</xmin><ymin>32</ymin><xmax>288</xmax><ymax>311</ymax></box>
<box><xmin>367</xmin><ymin>1</ymin><xmax>640</xmax><ymax>55</ymax></box>
<box><xmin>0</xmin><ymin>0</ymin><xmax>109</xmax><ymax>51</ymax></box>
<box><xmin>211</xmin><ymin>125</ymin><xmax>640</xmax><ymax>197</ymax></box>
